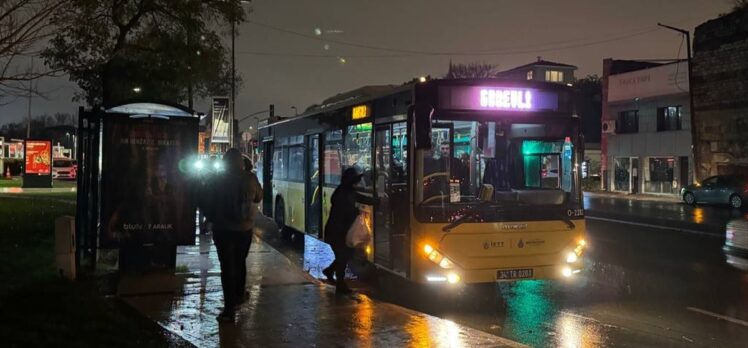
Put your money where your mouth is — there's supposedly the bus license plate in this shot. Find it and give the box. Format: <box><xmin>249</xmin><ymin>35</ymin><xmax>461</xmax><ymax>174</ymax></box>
<box><xmin>497</xmin><ymin>269</ymin><xmax>533</xmax><ymax>280</ymax></box>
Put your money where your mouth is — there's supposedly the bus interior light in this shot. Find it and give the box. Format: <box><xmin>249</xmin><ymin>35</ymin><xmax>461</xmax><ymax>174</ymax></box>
<box><xmin>426</xmin><ymin>275</ymin><xmax>447</xmax><ymax>282</ymax></box>
<box><xmin>447</xmin><ymin>273</ymin><xmax>461</xmax><ymax>284</ymax></box>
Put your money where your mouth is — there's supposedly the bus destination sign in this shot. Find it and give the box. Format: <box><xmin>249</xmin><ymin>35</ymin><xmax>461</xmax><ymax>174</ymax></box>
<box><xmin>438</xmin><ymin>86</ymin><xmax>559</xmax><ymax>112</ymax></box>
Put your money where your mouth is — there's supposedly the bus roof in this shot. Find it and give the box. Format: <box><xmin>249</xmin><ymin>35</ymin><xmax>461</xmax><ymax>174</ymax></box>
<box><xmin>260</xmin><ymin>78</ymin><xmax>573</xmax><ymax>130</ymax></box>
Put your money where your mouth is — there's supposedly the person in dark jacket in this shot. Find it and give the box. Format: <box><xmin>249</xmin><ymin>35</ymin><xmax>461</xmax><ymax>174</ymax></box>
<box><xmin>203</xmin><ymin>148</ymin><xmax>263</xmax><ymax>321</ymax></box>
<box><xmin>322</xmin><ymin>167</ymin><xmax>375</xmax><ymax>294</ymax></box>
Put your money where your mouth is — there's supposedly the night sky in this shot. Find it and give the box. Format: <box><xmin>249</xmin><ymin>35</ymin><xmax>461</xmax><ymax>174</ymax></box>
<box><xmin>0</xmin><ymin>0</ymin><xmax>732</xmax><ymax>130</ymax></box>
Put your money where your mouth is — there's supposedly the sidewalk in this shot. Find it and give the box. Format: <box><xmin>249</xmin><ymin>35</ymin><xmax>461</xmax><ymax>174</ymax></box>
<box><xmin>118</xmin><ymin>216</ymin><xmax>525</xmax><ymax>348</ymax></box>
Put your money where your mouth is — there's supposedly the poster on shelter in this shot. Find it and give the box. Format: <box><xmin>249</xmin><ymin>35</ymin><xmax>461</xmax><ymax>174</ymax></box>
<box><xmin>211</xmin><ymin>97</ymin><xmax>230</xmax><ymax>144</ymax></box>
<box><xmin>24</xmin><ymin>140</ymin><xmax>51</xmax><ymax>175</ymax></box>
<box><xmin>100</xmin><ymin>115</ymin><xmax>198</xmax><ymax>247</ymax></box>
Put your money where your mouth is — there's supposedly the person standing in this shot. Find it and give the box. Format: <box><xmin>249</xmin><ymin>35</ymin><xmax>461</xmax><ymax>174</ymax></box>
<box><xmin>204</xmin><ymin>148</ymin><xmax>263</xmax><ymax>321</ymax></box>
<box><xmin>322</xmin><ymin>167</ymin><xmax>375</xmax><ymax>294</ymax></box>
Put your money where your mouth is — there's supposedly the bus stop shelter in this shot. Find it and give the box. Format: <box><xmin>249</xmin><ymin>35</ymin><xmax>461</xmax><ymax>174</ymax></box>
<box><xmin>76</xmin><ymin>101</ymin><xmax>200</xmax><ymax>272</ymax></box>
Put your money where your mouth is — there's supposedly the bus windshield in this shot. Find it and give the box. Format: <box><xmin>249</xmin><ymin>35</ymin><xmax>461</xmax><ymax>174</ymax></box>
<box><xmin>416</xmin><ymin>119</ymin><xmax>581</xmax><ymax>222</ymax></box>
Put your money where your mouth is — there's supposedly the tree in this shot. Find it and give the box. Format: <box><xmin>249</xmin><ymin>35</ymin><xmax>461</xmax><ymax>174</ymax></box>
<box><xmin>42</xmin><ymin>0</ymin><xmax>247</xmax><ymax>107</ymax></box>
<box><xmin>573</xmin><ymin>75</ymin><xmax>602</xmax><ymax>143</ymax></box>
<box><xmin>0</xmin><ymin>0</ymin><xmax>68</xmax><ymax>100</ymax></box>
<box><xmin>445</xmin><ymin>61</ymin><xmax>500</xmax><ymax>79</ymax></box>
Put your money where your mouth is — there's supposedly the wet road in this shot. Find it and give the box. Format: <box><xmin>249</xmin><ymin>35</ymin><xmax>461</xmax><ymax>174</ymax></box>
<box><xmin>583</xmin><ymin>193</ymin><xmax>748</xmax><ymax>236</ymax></box>
<box><xmin>259</xmin><ymin>200</ymin><xmax>748</xmax><ymax>347</ymax></box>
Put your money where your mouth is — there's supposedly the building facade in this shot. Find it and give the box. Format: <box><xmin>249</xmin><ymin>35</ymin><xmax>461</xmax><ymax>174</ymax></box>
<box><xmin>693</xmin><ymin>8</ymin><xmax>748</xmax><ymax>178</ymax></box>
<box><xmin>496</xmin><ymin>58</ymin><xmax>577</xmax><ymax>85</ymax></box>
<box><xmin>601</xmin><ymin>59</ymin><xmax>693</xmax><ymax>195</ymax></box>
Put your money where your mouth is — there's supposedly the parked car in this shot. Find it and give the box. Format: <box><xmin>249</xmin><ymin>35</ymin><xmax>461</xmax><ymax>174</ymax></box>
<box><xmin>724</xmin><ymin>218</ymin><xmax>748</xmax><ymax>271</ymax></box>
<box><xmin>52</xmin><ymin>158</ymin><xmax>76</xmax><ymax>180</ymax></box>
<box><xmin>681</xmin><ymin>175</ymin><xmax>747</xmax><ymax>209</ymax></box>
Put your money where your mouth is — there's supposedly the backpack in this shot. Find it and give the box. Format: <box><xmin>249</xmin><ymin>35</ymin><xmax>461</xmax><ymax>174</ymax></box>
<box><xmin>203</xmin><ymin>172</ymin><xmax>250</xmax><ymax>225</ymax></box>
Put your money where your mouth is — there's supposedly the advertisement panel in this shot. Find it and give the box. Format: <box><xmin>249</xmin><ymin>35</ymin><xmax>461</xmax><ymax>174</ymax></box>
<box><xmin>24</xmin><ymin>140</ymin><xmax>52</xmax><ymax>175</ymax></box>
<box><xmin>100</xmin><ymin>115</ymin><xmax>198</xmax><ymax>247</ymax></box>
<box><xmin>210</xmin><ymin>97</ymin><xmax>230</xmax><ymax>143</ymax></box>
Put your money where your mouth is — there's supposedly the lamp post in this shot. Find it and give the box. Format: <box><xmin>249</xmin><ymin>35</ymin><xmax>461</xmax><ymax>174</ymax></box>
<box><xmin>230</xmin><ymin>0</ymin><xmax>251</xmax><ymax>148</ymax></box>
<box><xmin>658</xmin><ymin>23</ymin><xmax>698</xmax><ymax>183</ymax></box>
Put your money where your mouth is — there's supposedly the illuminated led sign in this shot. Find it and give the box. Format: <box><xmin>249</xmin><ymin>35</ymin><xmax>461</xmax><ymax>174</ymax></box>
<box><xmin>352</xmin><ymin>105</ymin><xmax>370</xmax><ymax>120</ymax></box>
<box><xmin>24</xmin><ymin>140</ymin><xmax>52</xmax><ymax>175</ymax></box>
<box><xmin>479</xmin><ymin>89</ymin><xmax>532</xmax><ymax>110</ymax></box>
<box><xmin>438</xmin><ymin>86</ymin><xmax>559</xmax><ymax>112</ymax></box>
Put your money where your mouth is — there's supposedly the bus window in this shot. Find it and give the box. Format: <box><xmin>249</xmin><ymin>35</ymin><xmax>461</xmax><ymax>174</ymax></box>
<box><xmin>324</xmin><ymin>130</ymin><xmax>343</xmax><ymax>186</ymax></box>
<box><xmin>418</xmin><ymin>120</ymin><xmax>580</xmax><ymax>210</ymax></box>
<box><xmin>272</xmin><ymin>147</ymin><xmax>285</xmax><ymax>180</ymax></box>
<box><xmin>344</xmin><ymin>123</ymin><xmax>373</xmax><ymax>190</ymax></box>
<box><xmin>392</xmin><ymin>122</ymin><xmax>408</xmax><ymax>179</ymax></box>
<box><xmin>288</xmin><ymin>146</ymin><xmax>305</xmax><ymax>181</ymax></box>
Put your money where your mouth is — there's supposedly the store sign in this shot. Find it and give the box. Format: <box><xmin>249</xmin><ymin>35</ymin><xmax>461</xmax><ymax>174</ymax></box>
<box><xmin>352</xmin><ymin>104</ymin><xmax>370</xmax><ymax>120</ymax></box>
<box><xmin>608</xmin><ymin>61</ymin><xmax>689</xmax><ymax>102</ymax></box>
<box><xmin>24</xmin><ymin>140</ymin><xmax>51</xmax><ymax>175</ymax></box>
<box><xmin>438</xmin><ymin>86</ymin><xmax>559</xmax><ymax>112</ymax></box>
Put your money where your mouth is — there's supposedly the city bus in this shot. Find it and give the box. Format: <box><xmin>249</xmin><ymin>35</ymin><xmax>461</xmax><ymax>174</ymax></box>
<box><xmin>257</xmin><ymin>78</ymin><xmax>586</xmax><ymax>284</ymax></box>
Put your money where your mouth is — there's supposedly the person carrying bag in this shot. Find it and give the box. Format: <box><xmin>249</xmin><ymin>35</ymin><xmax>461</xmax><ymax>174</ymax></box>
<box><xmin>322</xmin><ymin>167</ymin><xmax>375</xmax><ymax>294</ymax></box>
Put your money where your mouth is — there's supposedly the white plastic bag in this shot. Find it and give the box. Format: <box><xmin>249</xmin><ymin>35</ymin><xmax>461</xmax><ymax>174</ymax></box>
<box><xmin>346</xmin><ymin>214</ymin><xmax>371</xmax><ymax>248</ymax></box>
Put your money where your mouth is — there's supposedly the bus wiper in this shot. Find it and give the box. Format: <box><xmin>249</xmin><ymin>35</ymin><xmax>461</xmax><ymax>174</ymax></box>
<box><xmin>442</xmin><ymin>202</ymin><xmax>492</xmax><ymax>232</ymax></box>
<box><xmin>561</xmin><ymin>215</ymin><xmax>575</xmax><ymax>229</ymax></box>
<box><xmin>442</xmin><ymin>209</ymin><xmax>480</xmax><ymax>232</ymax></box>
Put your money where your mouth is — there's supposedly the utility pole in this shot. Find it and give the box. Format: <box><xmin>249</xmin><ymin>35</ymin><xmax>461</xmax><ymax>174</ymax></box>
<box><xmin>230</xmin><ymin>16</ymin><xmax>236</xmax><ymax>148</ymax></box>
<box><xmin>26</xmin><ymin>57</ymin><xmax>33</xmax><ymax>139</ymax></box>
<box><xmin>658</xmin><ymin>23</ymin><xmax>698</xmax><ymax>182</ymax></box>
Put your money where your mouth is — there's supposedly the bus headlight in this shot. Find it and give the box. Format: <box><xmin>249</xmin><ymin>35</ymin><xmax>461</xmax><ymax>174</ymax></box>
<box><xmin>423</xmin><ymin>243</ymin><xmax>456</xmax><ymax>269</ymax></box>
<box><xmin>566</xmin><ymin>252</ymin><xmax>578</xmax><ymax>263</ymax></box>
<box><xmin>423</xmin><ymin>244</ymin><xmax>434</xmax><ymax>255</ymax></box>
<box><xmin>562</xmin><ymin>267</ymin><xmax>573</xmax><ymax>278</ymax></box>
<box><xmin>439</xmin><ymin>258</ymin><xmax>454</xmax><ymax>269</ymax></box>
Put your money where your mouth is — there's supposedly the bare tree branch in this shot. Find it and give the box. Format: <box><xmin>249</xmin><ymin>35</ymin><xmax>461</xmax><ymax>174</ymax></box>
<box><xmin>0</xmin><ymin>0</ymin><xmax>68</xmax><ymax>97</ymax></box>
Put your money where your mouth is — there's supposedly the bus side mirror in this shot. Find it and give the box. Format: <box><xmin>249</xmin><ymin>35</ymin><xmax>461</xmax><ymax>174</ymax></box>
<box><xmin>409</xmin><ymin>104</ymin><xmax>433</xmax><ymax>150</ymax></box>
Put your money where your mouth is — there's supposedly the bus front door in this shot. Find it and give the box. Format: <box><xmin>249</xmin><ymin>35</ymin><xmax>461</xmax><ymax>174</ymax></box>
<box><xmin>262</xmin><ymin>141</ymin><xmax>273</xmax><ymax>215</ymax></box>
<box><xmin>305</xmin><ymin>134</ymin><xmax>322</xmax><ymax>237</ymax></box>
<box><xmin>374</xmin><ymin>123</ymin><xmax>409</xmax><ymax>276</ymax></box>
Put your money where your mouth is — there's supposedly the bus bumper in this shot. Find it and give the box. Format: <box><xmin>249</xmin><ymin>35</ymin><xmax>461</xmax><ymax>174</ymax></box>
<box><xmin>422</xmin><ymin>262</ymin><xmax>584</xmax><ymax>284</ymax></box>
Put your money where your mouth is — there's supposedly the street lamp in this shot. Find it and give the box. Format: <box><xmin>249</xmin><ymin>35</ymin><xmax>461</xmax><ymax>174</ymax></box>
<box><xmin>658</xmin><ymin>22</ymin><xmax>698</xmax><ymax>182</ymax></box>
<box><xmin>133</xmin><ymin>87</ymin><xmax>142</xmax><ymax>93</ymax></box>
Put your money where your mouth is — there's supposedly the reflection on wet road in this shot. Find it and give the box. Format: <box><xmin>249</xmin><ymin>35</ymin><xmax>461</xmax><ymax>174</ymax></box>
<box><xmin>260</xmin><ymin>214</ymin><xmax>748</xmax><ymax>347</ymax></box>
<box><xmin>583</xmin><ymin>193</ymin><xmax>748</xmax><ymax>235</ymax></box>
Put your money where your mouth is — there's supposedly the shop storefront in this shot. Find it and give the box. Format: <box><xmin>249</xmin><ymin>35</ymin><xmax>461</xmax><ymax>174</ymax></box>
<box><xmin>602</xmin><ymin>59</ymin><xmax>693</xmax><ymax>196</ymax></box>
